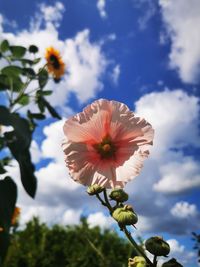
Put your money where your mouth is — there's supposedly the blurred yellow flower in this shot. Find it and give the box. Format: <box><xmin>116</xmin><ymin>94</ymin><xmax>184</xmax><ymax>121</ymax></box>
<box><xmin>11</xmin><ymin>207</ymin><xmax>21</xmax><ymax>225</ymax></box>
<box><xmin>45</xmin><ymin>47</ymin><xmax>65</xmax><ymax>80</ymax></box>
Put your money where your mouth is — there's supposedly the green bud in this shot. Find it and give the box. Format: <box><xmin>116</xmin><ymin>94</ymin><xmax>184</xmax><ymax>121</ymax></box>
<box><xmin>112</xmin><ymin>205</ymin><xmax>138</xmax><ymax>226</ymax></box>
<box><xmin>162</xmin><ymin>258</ymin><xmax>183</xmax><ymax>267</ymax></box>
<box><xmin>128</xmin><ymin>257</ymin><xmax>146</xmax><ymax>267</ymax></box>
<box><xmin>87</xmin><ymin>184</ymin><xmax>104</xmax><ymax>195</ymax></box>
<box><xmin>145</xmin><ymin>236</ymin><xmax>170</xmax><ymax>256</ymax></box>
<box><xmin>109</xmin><ymin>188</ymin><xmax>129</xmax><ymax>202</ymax></box>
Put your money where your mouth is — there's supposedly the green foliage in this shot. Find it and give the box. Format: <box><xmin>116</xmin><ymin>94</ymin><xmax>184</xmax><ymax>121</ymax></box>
<box><xmin>0</xmin><ymin>177</ymin><xmax>17</xmax><ymax>264</ymax></box>
<box><xmin>29</xmin><ymin>45</ymin><xmax>38</xmax><ymax>54</ymax></box>
<box><xmin>0</xmin><ymin>39</ymin><xmax>62</xmax><ymax>264</ymax></box>
<box><xmin>3</xmin><ymin>217</ymin><xmax>135</xmax><ymax>267</ymax></box>
<box><xmin>9</xmin><ymin>46</ymin><xmax>26</xmax><ymax>59</ymax></box>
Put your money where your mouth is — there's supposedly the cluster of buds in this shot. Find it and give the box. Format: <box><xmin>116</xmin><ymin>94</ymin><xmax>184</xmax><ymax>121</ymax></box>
<box><xmin>109</xmin><ymin>189</ymin><xmax>138</xmax><ymax>227</ymax></box>
<box><xmin>86</xmin><ymin>184</ymin><xmax>184</xmax><ymax>266</ymax></box>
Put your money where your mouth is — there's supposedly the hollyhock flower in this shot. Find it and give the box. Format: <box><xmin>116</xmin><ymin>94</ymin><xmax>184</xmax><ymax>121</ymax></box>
<box><xmin>62</xmin><ymin>99</ymin><xmax>154</xmax><ymax>188</ymax></box>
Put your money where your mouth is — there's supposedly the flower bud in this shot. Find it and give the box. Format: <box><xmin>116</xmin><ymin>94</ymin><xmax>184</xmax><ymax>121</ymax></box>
<box><xmin>112</xmin><ymin>205</ymin><xmax>138</xmax><ymax>226</ymax></box>
<box><xmin>128</xmin><ymin>256</ymin><xmax>146</xmax><ymax>267</ymax></box>
<box><xmin>145</xmin><ymin>236</ymin><xmax>170</xmax><ymax>256</ymax></box>
<box><xmin>87</xmin><ymin>184</ymin><xmax>104</xmax><ymax>195</ymax></box>
<box><xmin>109</xmin><ymin>188</ymin><xmax>129</xmax><ymax>202</ymax></box>
<box><xmin>162</xmin><ymin>258</ymin><xmax>183</xmax><ymax>267</ymax></box>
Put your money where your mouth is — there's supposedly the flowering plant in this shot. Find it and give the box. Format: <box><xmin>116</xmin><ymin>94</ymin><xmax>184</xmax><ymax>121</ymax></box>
<box><xmin>0</xmin><ymin>40</ymin><xmax>64</xmax><ymax>264</ymax></box>
<box><xmin>62</xmin><ymin>99</ymin><xmax>183</xmax><ymax>267</ymax></box>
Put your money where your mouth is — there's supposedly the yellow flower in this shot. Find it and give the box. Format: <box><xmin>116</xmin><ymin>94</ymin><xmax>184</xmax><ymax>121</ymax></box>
<box><xmin>45</xmin><ymin>47</ymin><xmax>65</xmax><ymax>80</ymax></box>
<box><xmin>11</xmin><ymin>207</ymin><xmax>21</xmax><ymax>225</ymax></box>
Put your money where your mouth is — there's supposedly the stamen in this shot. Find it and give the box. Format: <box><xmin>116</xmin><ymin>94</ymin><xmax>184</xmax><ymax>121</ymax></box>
<box><xmin>102</xmin><ymin>144</ymin><xmax>111</xmax><ymax>152</ymax></box>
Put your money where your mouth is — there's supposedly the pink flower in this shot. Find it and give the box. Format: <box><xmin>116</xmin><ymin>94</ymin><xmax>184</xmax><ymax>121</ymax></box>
<box><xmin>62</xmin><ymin>99</ymin><xmax>154</xmax><ymax>188</ymax></box>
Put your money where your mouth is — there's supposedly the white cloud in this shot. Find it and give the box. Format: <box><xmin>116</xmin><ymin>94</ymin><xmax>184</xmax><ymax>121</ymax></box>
<box><xmin>167</xmin><ymin>239</ymin><xmax>196</xmax><ymax>265</ymax></box>
<box><xmin>39</xmin><ymin>2</ymin><xmax>65</xmax><ymax>27</ymax></box>
<box><xmin>171</xmin><ymin>201</ymin><xmax>198</xmax><ymax>219</ymax></box>
<box><xmin>0</xmin><ymin>3</ymin><xmax>108</xmax><ymax>108</ymax></box>
<box><xmin>97</xmin><ymin>0</ymin><xmax>107</xmax><ymax>19</ymax></box>
<box><xmin>154</xmin><ymin>158</ymin><xmax>200</xmax><ymax>194</ymax></box>
<box><xmin>61</xmin><ymin>209</ymin><xmax>82</xmax><ymax>225</ymax></box>
<box><xmin>111</xmin><ymin>64</ymin><xmax>120</xmax><ymax>85</ymax></box>
<box><xmin>159</xmin><ymin>0</ymin><xmax>200</xmax><ymax>83</ymax></box>
<box><xmin>132</xmin><ymin>0</ymin><xmax>156</xmax><ymax>30</ymax></box>
<box><xmin>62</xmin><ymin>29</ymin><xmax>107</xmax><ymax>103</ymax></box>
<box><xmin>30</xmin><ymin>140</ymin><xmax>42</xmax><ymax>164</ymax></box>
<box><xmin>135</xmin><ymin>89</ymin><xmax>200</xmax><ymax>158</ymax></box>
<box><xmin>41</xmin><ymin>119</ymin><xmax>66</xmax><ymax>162</ymax></box>
<box><xmin>87</xmin><ymin>212</ymin><xmax>114</xmax><ymax>229</ymax></box>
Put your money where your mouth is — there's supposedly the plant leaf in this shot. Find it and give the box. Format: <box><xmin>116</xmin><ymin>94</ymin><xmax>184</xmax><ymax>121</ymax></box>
<box><xmin>29</xmin><ymin>45</ymin><xmax>38</xmax><ymax>54</ymax></box>
<box><xmin>10</xmin><ymin>46</ymin><xmax>26</xmax><ymax>58</ymax></box>
<box><xmin>0</xmin><ymin>176</ymin><xmax>17</xmax><ymax>263</ymax></box>
<box><xmin>38</xmin><ymin>69</ymin><xmax>48</xmax><ymax>88</ymax></box>
<box><xmin>0</xmin><ymin>40</ymin><xmax>9</xmax><ymax>53</ymax></box>
<box><xmin>1</xmin><ymin>66</ymin><xmax>23</xmax><ymax>77</ymax></box>
<box><xmin>18</xmin><ymin>94</ymin><xmax>29</xmax><ymax>106</ymax></box>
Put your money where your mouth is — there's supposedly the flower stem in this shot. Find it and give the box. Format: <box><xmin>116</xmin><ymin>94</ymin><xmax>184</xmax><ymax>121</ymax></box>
<box><xmin>122</xmin><ymin>226</ymin><xmax>154</xmax><ymax>267</ymax></box>
<box><xmin>153</xmin><ymin>255</ymin><xmax>157</xmax><ymax>266</ymax></box>
<box><xmin>103</xmin><ymin>189</ymin><xmax>113</xmax><ymax>213</ymax></box>
<box><xmin>95</xmin><ymin>193</ymin><xmax>107</xmax><ymax>207</ymax></box>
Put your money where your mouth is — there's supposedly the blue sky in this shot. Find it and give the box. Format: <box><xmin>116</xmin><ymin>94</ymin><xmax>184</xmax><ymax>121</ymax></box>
<box><xmin>0</xmin><ymin>0</ymin><xmax>200</xmax><ymax>266</ymax></box>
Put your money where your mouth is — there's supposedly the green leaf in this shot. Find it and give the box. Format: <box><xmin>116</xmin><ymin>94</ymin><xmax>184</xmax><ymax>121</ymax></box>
<box><xmin>43</xmin><ymin>98</ymin><xmax>61</xmax><ymax>119</ymax></box>
<box><xmin>1</xmin><ymin>66</ymin><xmax>23</xmax><ymax>77</ymax></box>
<box><xmin>0</xmin><ymin>157</ymin><xmax>11</xmax><ymax>174</ymax></box>
<box><xmin>38</xmin><ymin>90</ymin><xmax>52</xmax><ymax>96</ymax></box>
<box><xmin>18</xmin><ymin>94</ymin><xmax>29</xmax><ymax>106</ymax></box>
<box><xmin>0</xmin><ymin>40</ymin><xmax>9</xmax><ymax>53</ymax></box>
<box><xmin>0</xmin><ymin>163</ymin><xmax>6</xmax><ymax>174</ymax></box>
<box><xmin>0</xmin><ymin>177</ymin><xmax>17</xmax><ymax>246</ymax></box>
<box><xmin>22</xmin><ymin>67</ymin><xmax>36</xmax><ymax>77</ymax></box>
<box><xmin>10</xmin><ymin>45</ymin><xmax>26</xmax><ymax>58</ymax></box>
<box><xmin>0</xmin><ymin>74</ymin><xmax>9</xmax><ymax>91</ymax></box>
<box><xmin>0</xmin><ymin>74</ymin><xmax>24</xmax><ymax>92</ymax></box>
<box><xmin>28</xmin><ymin>112</ymin><xmax>46</xmax><ymax>120</ymax></box>
<box><xmin>20</xmin><ymin>58</ymin><xmax>35</xmax><ymax>66</ymax></box>
<box><xmin>0</xmin><ymin>107</ymin><xmax>37</xmax><ymax>198</ymax></box>
<box><xmin>29</xmin><ymin>45</ymin><xmax>38</xmax><ymax>54</ymax></box>
<box><xmin>0</xmin><ymin>106</ymin><xmax>31</xmax><ymax>148</ymax></box>
<box><xmin>5</xmin><ymin>131</ymin><xmax>37</xmax><ymax>198</ymax></box>
<box><xmin>38</xmin><ymin>69</ymin><xmax>48</xmax><ymax>88</ymax></box>
<box><xmin>0</xmin><ymin>176</ymin><xmax>17</xmax><ymax>262</ymax></box>
<box><xmin>33</xmin><ymin>58</ymin><xmax>41</xmax><ymax>64</ymax></box>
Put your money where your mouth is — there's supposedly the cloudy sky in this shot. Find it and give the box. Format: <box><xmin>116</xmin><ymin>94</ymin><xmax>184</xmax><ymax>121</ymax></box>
<box><xmin>0</xmin><ymin>0</ymin><xmax>200</xmax><ymax>266</ymax></box>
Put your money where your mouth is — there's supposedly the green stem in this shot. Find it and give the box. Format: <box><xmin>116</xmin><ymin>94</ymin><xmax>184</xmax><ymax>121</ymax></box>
<box><xmin>122</xmin><ymin>226</ymin><xmax>153</xmax><ymax>267</ymax></box>
<box><xmin>153</xmin><ymin>255</ymin><xmax>157</xmax><ymax>266</ymax></box>
<box><xmin>103</xmin><ymin>189</ymin><xmax>113</xmax><ymax>213</ymax></box>
<box><xmin>95</xmin><ymin>193</ymin><xmax>107</xmax><ymax>207</ymax></box>
<box><xmin>10</xmin><ymin>78</ymin><xmax>31</xmax><ymax>110</ymax></box>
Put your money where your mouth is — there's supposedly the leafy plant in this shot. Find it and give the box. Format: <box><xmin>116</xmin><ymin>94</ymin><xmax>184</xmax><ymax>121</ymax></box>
<box><xmin>0</xmin><ymin>39</ymin><xmax>62</xmax><ymax>264</ymax></box>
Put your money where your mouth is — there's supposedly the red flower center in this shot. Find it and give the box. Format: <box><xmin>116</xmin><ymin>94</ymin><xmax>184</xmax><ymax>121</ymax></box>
<box><xmin>94</xmin><ymin>135</ymin><xmax>116</xmax><ymax>159</ymax></box>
